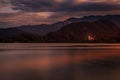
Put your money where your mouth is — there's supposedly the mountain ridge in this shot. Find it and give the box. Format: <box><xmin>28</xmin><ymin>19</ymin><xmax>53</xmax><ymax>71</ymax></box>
<box><xmin>42</xmin><ymin>19</ymin><xmax>120</xmax><ymax>43</ymax></box>
<box><xmin>1</xmin><ymin>15</ymin><xmax>120</xmax><ymax>36</ymax></box>
<box><xmin>0</xmin><ymin>15</ymin><xmax>120</xmax><ymax>43</ymax></box>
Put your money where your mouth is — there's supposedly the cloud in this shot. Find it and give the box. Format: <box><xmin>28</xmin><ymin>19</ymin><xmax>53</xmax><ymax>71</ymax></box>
<box><xmin>60</xmin><ymin>2</ymin><xmax>120</xmax><ymax>12</ymax></box>
<box><xmin>0</xmin><ymin>12</ymin><xmax>55</xmax><ymax>28</ymax></box>
<box><xmin>0</xmin><ymin>4</ymin><xmax>21</xmax><ymax>13</ymax></box>
<box><xmin>1</xmin><ymin>0</ymin><xmax>120</xmax><ymax>13</ymax></box>
<box><xmin>10</xmin><ymin>0</ymin><xmax>120</xmax><ymax>12</ymax></box>
<box><xmin>0</xmin><ymin>0</ymin><xmax>120</xmax><ymax>28</ymax></box>
<box><xmin>11</xmin><ymin>0</ymin><xmax>56</xmax><ymax>12</ymax></box>
<box><xmin>1</xmin><ymin>0</ymin><xmax>120</xmax><ymax>12</ymax></box>
<box><xmin>0</xmin><ymin>0</ymin><xmax>21</xmax><ymax>13</ymax></box>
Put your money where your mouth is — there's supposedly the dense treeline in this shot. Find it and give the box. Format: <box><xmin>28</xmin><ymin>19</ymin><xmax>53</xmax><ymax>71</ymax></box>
<box><xmin>0</xmin><ymin>33</ymin><xmax>43</xmax><ymax>43</ymax></box>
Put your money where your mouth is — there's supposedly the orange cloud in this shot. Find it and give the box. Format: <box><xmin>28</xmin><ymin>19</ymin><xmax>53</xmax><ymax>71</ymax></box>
<box><xmin>35</xmin><ymin>12</ymin><xmax>54</xmax><ymax>19</ymax></box>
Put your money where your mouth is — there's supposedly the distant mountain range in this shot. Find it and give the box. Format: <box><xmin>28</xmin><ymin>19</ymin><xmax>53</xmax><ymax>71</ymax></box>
<box><xmin>42</xmin><ymin>20</ymin><xmax>120</xmax><ymax>43</ymax></box>
<box><xmin>0</xmin><ymin>15</ymin><xmax>120</xmax><ymax>43</ymax></box>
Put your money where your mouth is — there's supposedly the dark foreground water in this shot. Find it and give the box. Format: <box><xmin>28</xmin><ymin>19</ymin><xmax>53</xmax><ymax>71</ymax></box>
<box><xmin>0</xmin><ymin>43</ymin><xmax>120</xmax><ymax>80</ymax></box>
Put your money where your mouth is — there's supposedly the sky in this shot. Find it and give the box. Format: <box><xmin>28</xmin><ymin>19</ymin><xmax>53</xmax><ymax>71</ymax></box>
<box><xmin>0</xmin><ymin>0</ymin><xmax>120</xmax><ymax>28</ymax></box>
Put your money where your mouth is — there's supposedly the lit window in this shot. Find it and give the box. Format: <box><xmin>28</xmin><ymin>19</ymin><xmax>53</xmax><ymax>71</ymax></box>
<box><xmin>88</xmin><ymin>35</ymin><xmax>94</xmax><ymax>41</ymax></box>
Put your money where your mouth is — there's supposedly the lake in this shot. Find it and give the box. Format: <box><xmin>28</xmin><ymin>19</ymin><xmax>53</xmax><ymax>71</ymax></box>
<box><xmin>0</xmin><ymin>43</ymin><xmax>120</xmax><ymax>80</ymax></box>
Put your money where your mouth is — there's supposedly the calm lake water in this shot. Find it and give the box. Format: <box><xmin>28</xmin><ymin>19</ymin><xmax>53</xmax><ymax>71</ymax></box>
<box><xmin>0</xmin><ymin>43</ymin><xmax>120</xmax><ymax>80</ymax></box>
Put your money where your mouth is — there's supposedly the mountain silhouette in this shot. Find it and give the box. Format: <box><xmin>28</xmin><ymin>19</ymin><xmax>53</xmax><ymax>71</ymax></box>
<box><xmin>42</xmin><ymin>20</ymin><xmax>120</xmax><ymax>43</ymax></box>
<box><xmin>1</xmin><ymin>15</ymin><xmax>119</xmax><ymax>36</ymax></box>
<box><xmin>0</xmin><ymin>15</ymin><xmax>120</xmax><ymax>43</ymax></box>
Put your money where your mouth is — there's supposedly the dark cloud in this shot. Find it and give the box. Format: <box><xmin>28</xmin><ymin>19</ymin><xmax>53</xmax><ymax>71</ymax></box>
<box><xmin>11</xmin><ymin>0</ymin><xmax>56</xmax><ymax>11</ymax></box>
<box><xmin>0</xmin><ymin>0</ymin><xmax>120</xmax><ymax>28</ymax></box>
<box><xmin>1</xmin><ymin>0</ymin><xmax>120</xmax><ymax>12</ymax></box>
<box><xmin>58</xmin><ymin>2</ymin><xmax>120</xmax><ymax>12</ymax></box>
<box><xmin>11</xmin><ymin>0</ymin><xmax>120</xmax><ymax>12</ymax></box>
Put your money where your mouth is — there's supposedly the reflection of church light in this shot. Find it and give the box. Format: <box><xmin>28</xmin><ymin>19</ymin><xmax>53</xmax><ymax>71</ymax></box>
<box><xmin>88</xmin><ymin>35</ymin><xmax>94</xmax><ymax>41</ymax></box>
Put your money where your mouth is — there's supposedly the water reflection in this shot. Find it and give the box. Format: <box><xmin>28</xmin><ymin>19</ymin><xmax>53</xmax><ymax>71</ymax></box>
<box><xmin>0</xmin><ymin>43</ymin><xmax>120</xmax><ymax>80</ymax></box>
